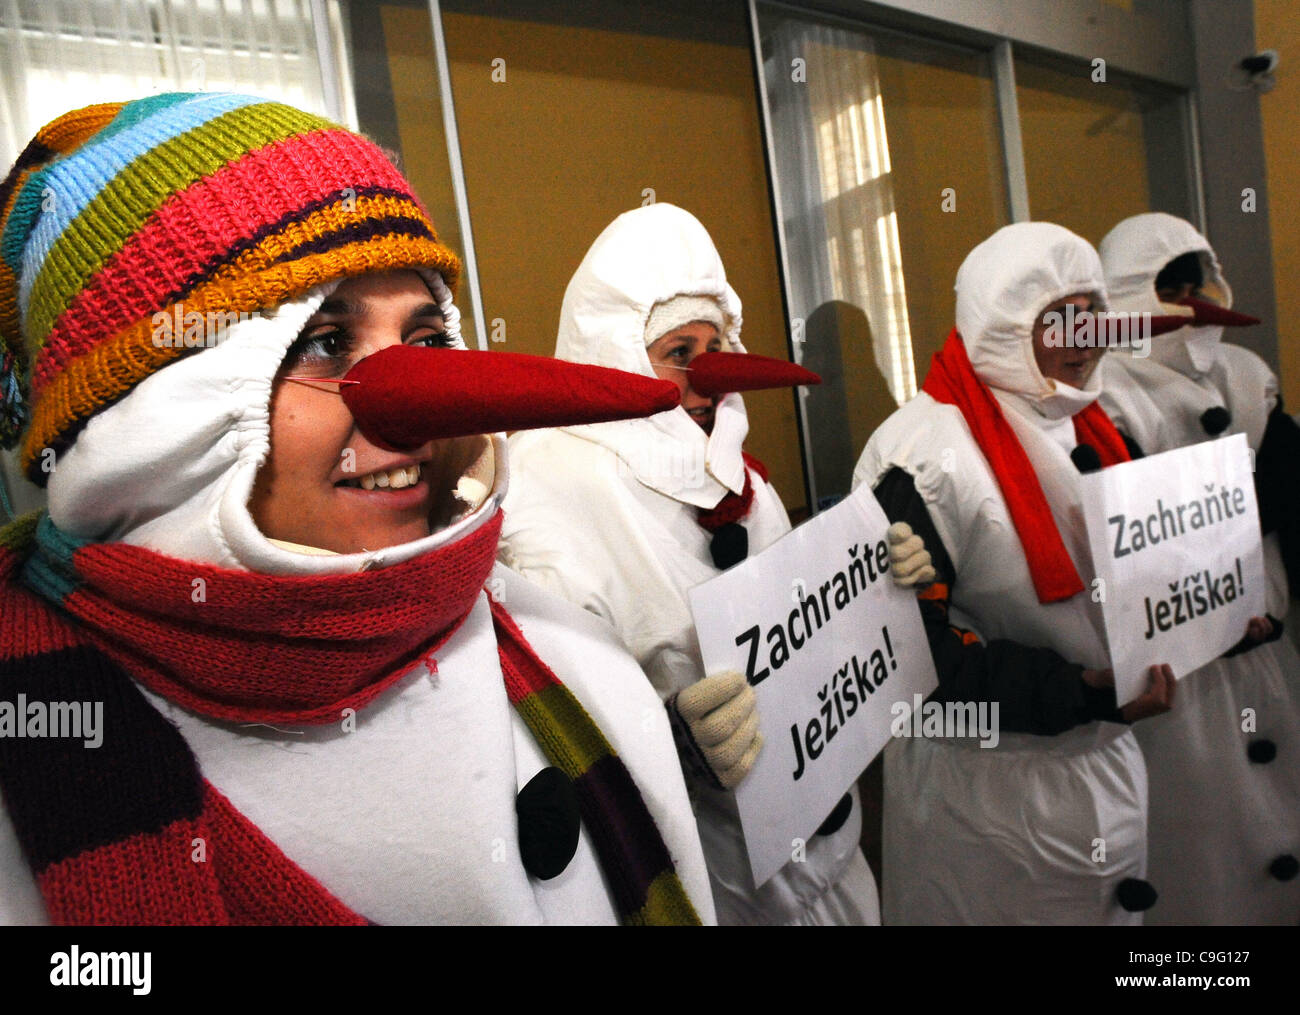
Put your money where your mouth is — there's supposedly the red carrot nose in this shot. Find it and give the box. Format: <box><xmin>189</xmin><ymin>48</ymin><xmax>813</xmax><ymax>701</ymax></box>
<box><xmin>1145</xmin><ymin>314</ymin><xmax>1198</xmax><ymax>336</ymax></box>
<box><xmin>686</xmin><ymin>351</ymin><xmax>821</xmax><ymax>398</ymax></box>
<box><xmin>1093</xmin><ymin>312</ymin><xmax>1199</xmax><ymax>338</ymax></box>
<box><xmin>339</xmin><ymin>345</ymin><xmax>681</xmax><ymax>450</ymax></box>
<box><xmin>1178</xmin><ymin>296</ymin><xmax>1260</xmax><ymax>327</ymax></box>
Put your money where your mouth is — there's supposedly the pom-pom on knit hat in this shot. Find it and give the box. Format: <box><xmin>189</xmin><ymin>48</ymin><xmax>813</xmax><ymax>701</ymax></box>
<box><xmin>0</xmin><ymin>91</ymin><xmax>461</xmax><ymax>483</ymax></box>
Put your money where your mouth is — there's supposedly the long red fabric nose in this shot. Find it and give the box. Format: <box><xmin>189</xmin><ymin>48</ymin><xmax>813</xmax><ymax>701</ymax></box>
<box><xmin>339</xmin><ymin>345</ymin><xmax>681</xmax><ymax>450</ymax></box>
<box><xmin>1144</xmin><ymin>313</ymin><xmax>1200</xmax><ymax>336</ymax></box>
<box><xmin>1082</xmin><ymin>312</ymin><xmax>1195</xmax><ymax>342</ymax></box>
<box><xmin>1178</xmin><ymin>296</ymin><xmax>1260</xmax><ymax>327</ymax></box>
<box><xmin>686</xmin><ymin>351</ymin><xmax>821</xmax><ymax>397</ymax></box>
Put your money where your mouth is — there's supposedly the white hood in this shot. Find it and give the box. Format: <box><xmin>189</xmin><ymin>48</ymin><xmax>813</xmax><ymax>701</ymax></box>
<box><xmin>45</xmin><ymin>270</ymin><xmax>505</xmax><ymax>576</ymax></box>
<box><xmin>554</xmin><ymin>203</ymin><xmax>750</xmax><ymax>508</ymax></box>
<box><xmin>954</xmin><ymin>222</ymin><xmax>1109</xmax><ymax>421</ymax></box>
<box><xmin>1098</xmin><ymin>212</ymin><xmax>1231</xmax><ymax>377</ymax></box>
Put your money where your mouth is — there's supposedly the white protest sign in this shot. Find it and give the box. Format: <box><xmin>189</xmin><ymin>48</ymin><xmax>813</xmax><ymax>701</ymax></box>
<box><xmin>688</xmin><ymin>482</ymin><xmax>937</xmax><ymax>888</ymax></box>
<box><xmin>1080</xmin><ymin>434</ymin><xmax>1264</xmax><ymax>705</ymax></box>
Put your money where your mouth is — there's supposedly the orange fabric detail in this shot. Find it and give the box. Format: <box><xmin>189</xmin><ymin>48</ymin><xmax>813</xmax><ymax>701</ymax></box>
<box><xmin>919</xmin><ymin>582</ymin><xmax>949</xmax><ymax>603</ymax></box>
<box><xmin>34</xmin><ymin>103</ymin><xmax>124</xmax><ymax>154</ymax></box>
<box><xmin>205</xmin><ymin>194</ymin><xmax>436</xmax><ymax>286</ymax></box>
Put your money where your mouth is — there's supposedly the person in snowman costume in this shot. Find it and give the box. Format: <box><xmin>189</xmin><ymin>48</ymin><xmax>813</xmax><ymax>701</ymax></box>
<box><xmin>499</xmin><ymin>203</ymin><xmax>887</xmax><ymax>924</ymax></box>
<box><xmin>0</xmin><ymin>94</ymin><xmax>714</xmax><ymax>925</ymax></box>
<box><xmin>1096</xmin><ymin>211</ymin><xmax>1300</xmax><ymax>923</ymax></box>
<box><xmin>852</xmin><ymin>221</ymin><xmax>1181</xmax><ymax>924</ymax></box>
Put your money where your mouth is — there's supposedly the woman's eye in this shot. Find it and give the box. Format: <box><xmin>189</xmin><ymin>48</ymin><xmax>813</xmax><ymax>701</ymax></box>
<box><xmin>409</xmin><ymin>329</ymin><xmax>452</xmax><ymax>349</ymax></box>
<box><xmin>283</xmin><ymin>328</ymin><xmax>355</xmax><ymax>374</ymax></box>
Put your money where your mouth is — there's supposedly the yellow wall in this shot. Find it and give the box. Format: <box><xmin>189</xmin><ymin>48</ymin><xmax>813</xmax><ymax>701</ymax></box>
<box><xmin>875</xmin><ymin>45</ymin><xmax>1008</xmax><ymax>391</ymax></box>
<box><xmin>1256</xmin><ymin>0</ymin><xmax>1299</xmax><ymax>408</ymax></box>
<box><xmin>1016</xmin><ymin>60</ymin><xmax>1153</xmax><ymax>247</ymax></box>
<box><xmin>379</xmin><ymin>7</ymin><xmax>463</xmax><ymax>278</ymax></box>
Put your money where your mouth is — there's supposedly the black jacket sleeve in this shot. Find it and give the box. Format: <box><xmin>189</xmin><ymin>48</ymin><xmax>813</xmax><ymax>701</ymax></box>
<box><xmin>872</xmin><ymin>466</ymin><xmax>1122</xmax><ymax>735</ymax></box>
<box><xmin>1254</xmin><ymin>397</ymin><xmax>1300</xmax><ymax>591</ymax></box>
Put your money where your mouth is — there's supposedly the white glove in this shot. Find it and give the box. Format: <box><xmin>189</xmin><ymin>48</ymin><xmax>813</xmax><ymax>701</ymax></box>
<box><xmin>667</xmin><ymin>671</ymin><xmax>763</xmax><ymax>790</ymax></box>
<box><xmin>887</xmin><ymin>521</ymin><xmax>936</xmax><ymax>588</ymax></box>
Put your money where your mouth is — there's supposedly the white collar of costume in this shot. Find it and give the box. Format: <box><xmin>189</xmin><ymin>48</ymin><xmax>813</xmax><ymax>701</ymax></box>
<box><xmin>1099</xmin><ymin>211</ymin><xmax>1231</xmax><ymax>379</ymax></box>
<box><xmin>45</xmin><ymin>271</ymin><xmax>506</xmax><ymax>576</ymax></box>
<box><xmin>954</xmin><ymin>221</ymin><xmax>1107</xmax><ymax>428</ymax></box>
<box><xmin>552</xmin><ymin>203</ymin><xmax>750</xmax><ymax>509</ymax></box>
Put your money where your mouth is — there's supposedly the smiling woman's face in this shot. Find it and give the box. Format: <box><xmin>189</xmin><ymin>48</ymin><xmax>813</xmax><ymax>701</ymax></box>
<box><xmin>646</xmin><ymin>321</ymin><xmax>723</xmax><ymax>432</ymax></box>
<box><xmin>248</xmin><ymin>269</ymin><xmax>482</xmax><ymax>554</ymax></box>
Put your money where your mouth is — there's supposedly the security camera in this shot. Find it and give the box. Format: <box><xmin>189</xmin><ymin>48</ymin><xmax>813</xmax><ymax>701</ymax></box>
<box><xmin>1241</xmin><ymin>50</ymin><xmax>1279</xmax><ymax>75</ymax></box>
<box><xmin>1240</xmin><ymin>50</ymin><xmax>1279</xmax><ymax>92</ymax></box>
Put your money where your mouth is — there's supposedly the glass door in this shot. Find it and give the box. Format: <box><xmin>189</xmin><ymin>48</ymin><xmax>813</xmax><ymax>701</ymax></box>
<box><xmin>757</xmin><ymin>5</ymin><xmax>1010</xmax><ymax>508</ymax></box>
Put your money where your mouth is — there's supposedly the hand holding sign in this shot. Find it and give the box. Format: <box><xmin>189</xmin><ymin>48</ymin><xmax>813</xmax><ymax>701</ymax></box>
<box><xmin>1084</xmin><ymin>663</ymin><xmax>1177</xmax><ymax>722</ymax></box>
<box><xmin>1244</xmin><ymin>616</ymin><xmax>1274</xmax><ymax>644</ymax></box>
<box><xmin>887</xmin><ymin>522</ymin><xmax>937</xmax><ymax>588</ymax></box>
<box><xmin>1125</xmin><ymin>663</ymin><xmax>1177</xmax><ymax>721</ymax></box>
<box><xmin>668</xmin><ymin>671</ymin><xmax>763</xmax><ymax>790</ymax></box>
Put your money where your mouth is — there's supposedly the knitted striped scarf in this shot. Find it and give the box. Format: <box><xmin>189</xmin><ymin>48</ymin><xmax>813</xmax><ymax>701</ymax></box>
<box><xmin>0</xmin><ymin>511</ymin><xmax>699</xmax><ymax>925</ymax></box>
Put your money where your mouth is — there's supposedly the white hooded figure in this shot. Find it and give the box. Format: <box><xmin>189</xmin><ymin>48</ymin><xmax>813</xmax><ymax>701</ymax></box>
<box><xmin>853</xmin><ymin>222</ymin><xmax>1166</xmax><ymax>925</ymax></box>
<box><xmin>1098</xmin><ymin>213</ymin><xmax>1277</xmax><ymax>453</ymax></box>
<box><xmin>1097</xmin><ymin>212</ymin><xmax>1300</xmax><ymax>924</ymax></box>
<box><xmin>499</xmin><ymin>204</ymin><xmax>880</xmax><ymax>925</ymax></box>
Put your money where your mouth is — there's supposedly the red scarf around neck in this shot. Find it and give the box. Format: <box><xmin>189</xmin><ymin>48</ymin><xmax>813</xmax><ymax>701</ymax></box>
<box><xmin>922</xmin><ymin>329</ymin><xmax>1129</xmax><ymax>603</ymax></box>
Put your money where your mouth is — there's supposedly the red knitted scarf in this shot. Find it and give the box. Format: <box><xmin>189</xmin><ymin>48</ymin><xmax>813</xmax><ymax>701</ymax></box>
<box><xmin>0</xmin><ymin>510</ymin><xmax>698</xmax><ymax>925</ymax></box>
<box><xmin>23</xmin><ymin>510</ymin><xmax>503</xmax><ymax>726</ymax></box>
<box><xmin>922</xmin><ymin>329</ymin><xmax>1129</xmax><ymax>603</ymax></box>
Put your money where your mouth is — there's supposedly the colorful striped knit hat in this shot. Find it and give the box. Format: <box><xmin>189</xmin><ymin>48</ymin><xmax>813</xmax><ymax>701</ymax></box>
<box><xmin>0</xmin><ymin>92</ymin><xmax>460</xmax><ymax>484</ymax></box>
